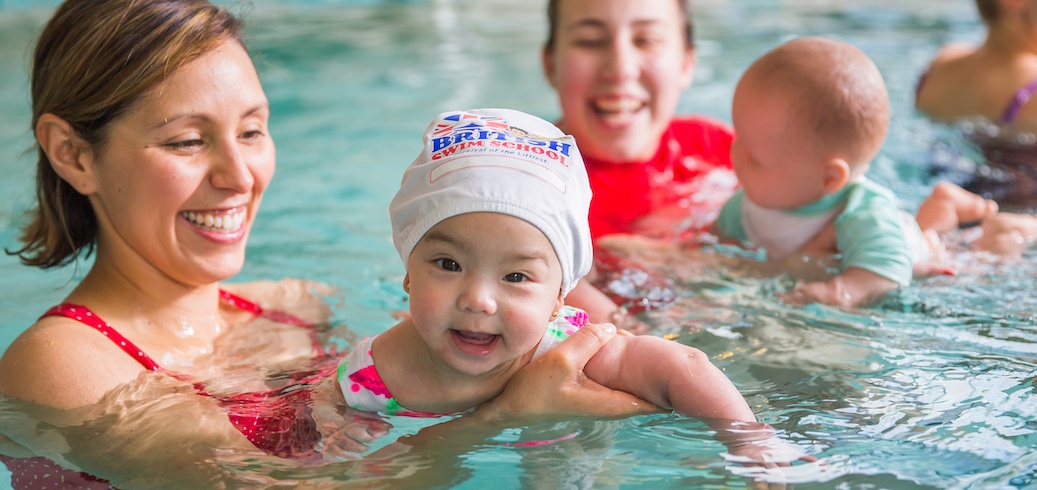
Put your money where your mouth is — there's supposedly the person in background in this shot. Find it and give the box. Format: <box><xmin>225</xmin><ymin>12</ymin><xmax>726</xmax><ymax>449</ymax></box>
<box><xmin>915</xmin><ymin>0</ymin><xmax>1037</xmax><ymax>207</ymax></box>
<box><xmin>0</xmin><ymin>1</ymin><xmax>653</xmax><ymax>487</ymax></box>
<box><xmin>713</xmin><ymin>37</ymin><xmax>1037</xmax><ymax>308</ymax></box>
<box><xmin>541</xmin><ymin>0</ymin><xmax>736</xmax><ymax>328</ymax></box>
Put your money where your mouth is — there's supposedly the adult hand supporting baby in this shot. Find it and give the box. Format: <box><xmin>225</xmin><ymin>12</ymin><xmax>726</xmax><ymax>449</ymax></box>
<box><xmin>361</xmin><ymin>322</ymin><xmax>663</xmax><ymax>486</ymax></box>
<box><xmin>474</xmin><ymin>322</ymin><xmax>664</xmax><ymax>423</ymax></box>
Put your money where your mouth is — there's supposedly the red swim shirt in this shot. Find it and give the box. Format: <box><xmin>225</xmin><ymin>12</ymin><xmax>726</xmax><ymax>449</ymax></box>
<box><xmin>582</xmin><ymin>116</ymin><xmax>734</xmax><ymax>239</ymax></box>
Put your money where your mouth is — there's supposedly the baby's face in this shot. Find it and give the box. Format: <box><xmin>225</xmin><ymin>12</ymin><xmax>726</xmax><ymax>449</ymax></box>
<box><xmin>406</xmin><ymin>212</ymin><xmax>564</xmax><ymax>378</ymax></box>
<box><xmin>730</xmin><ymin>81</ymin><xmax>832</xmax><ymax>210</ymax></box>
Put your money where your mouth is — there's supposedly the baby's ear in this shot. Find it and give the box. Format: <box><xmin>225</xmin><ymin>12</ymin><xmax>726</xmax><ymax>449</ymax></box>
<box><xmin>821</xmin><ymin>158</ymin><xmax>851</xmax><ymax>194</ymax></box>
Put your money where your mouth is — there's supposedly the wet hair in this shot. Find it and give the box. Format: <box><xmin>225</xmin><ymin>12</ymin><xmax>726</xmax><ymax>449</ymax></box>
<box><xmin>544</xmin><ymin>0</ymin><xmax>694</xmax><ymax>51</ymax></box>
<box><xmin>976</xmin><ymin>0</ymin><xmax>997</xmax><ymax>23</ymax></box>
<box><xmin>741</xmin><ymin>37</ymin><xmax>890</xmax><ymax>168</ymax></box>
<box><xmin>8</xmin><ymin>0</ymin><xmax>244</xmax><ymax>268</ymax></box>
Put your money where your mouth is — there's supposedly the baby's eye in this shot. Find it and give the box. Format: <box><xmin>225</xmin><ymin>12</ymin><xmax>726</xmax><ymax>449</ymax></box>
<box><xmin>503</xmin><ymin>272</ymin><xmax>528</xmax><ymax>283</ymax></box>
<box><xmin>436</xmin><ymin>258</ymin><xmax>461</xmax><ymax>272</ymax></box>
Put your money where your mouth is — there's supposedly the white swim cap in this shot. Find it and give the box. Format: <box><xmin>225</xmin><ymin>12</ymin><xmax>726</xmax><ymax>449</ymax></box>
<box><xmin>390</xmin><ymin>108</ymin><xmax>592</xmax><ymax>295</ymax></box>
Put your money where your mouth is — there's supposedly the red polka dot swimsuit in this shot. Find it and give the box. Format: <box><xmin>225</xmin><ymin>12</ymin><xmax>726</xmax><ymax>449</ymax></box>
<box><xmin>0</xmin><ymin>290</ymin><xmax>336</xmax><ymax>488</ymax></box>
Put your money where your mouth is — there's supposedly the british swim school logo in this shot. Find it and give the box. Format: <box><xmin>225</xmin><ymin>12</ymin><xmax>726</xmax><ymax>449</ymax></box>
<box><xmin>427</xmin><ymin>111</ymin><xmax>576</xmax><ymax>192</ymax></box>
<box><xmin>429</xmin><ymin>111</ymin><xmax>574</xmax><ymax>167</ymax></box>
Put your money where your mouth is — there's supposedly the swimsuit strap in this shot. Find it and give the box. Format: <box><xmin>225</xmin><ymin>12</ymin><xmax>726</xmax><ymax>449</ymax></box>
<box><xmin>218</xmin><ymin>289</ymin><xmax>314</xmax><ymax>327</ymax></box>
<box><xmin>36</xmin><ymin>291</ymin><xmax>330</xmax><ymax>462</ymax></box>
<box><xmin>40</xmin><ymin>304</ymin><xmax>162</xmax><ymax>371</ymax></box>
<box><xmin>40</xmin><ymin>289</ymin><xmax>318</xmax><ymax>372</ymax></box>
<box><xmin>219</xmin><ymin>289</ymin><xmax>326</xmax><ymax>355</ymax></box>
<box><xmin>1001</xmin><ymin>77</ymin><xmax>1037</xmax><ymax>124</ymax></box>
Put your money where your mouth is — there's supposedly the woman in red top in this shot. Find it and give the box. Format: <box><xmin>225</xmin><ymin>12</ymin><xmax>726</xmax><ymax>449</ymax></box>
<box><xmin>541</xmin><ymin>0</ymin><xmax>735</xmax><ymax>323</ymax></box>
<box><xmin>0</xmin><ymin>0</ymin><xmax>655</xmax><ymax>487</ymax></box>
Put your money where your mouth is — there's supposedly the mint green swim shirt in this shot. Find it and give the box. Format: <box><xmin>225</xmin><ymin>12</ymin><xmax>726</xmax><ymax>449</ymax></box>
<box><xmin>716</xmin><ymin>177</ymin><xmax>916</xmax><ymax>286</ymax></box>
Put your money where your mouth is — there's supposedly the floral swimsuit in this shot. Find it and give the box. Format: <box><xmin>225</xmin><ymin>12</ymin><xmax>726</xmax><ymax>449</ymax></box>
<box><xmin>337</xmin><ymin>306</ymin><xmax>589</xmax><ymax>416</ymax></box>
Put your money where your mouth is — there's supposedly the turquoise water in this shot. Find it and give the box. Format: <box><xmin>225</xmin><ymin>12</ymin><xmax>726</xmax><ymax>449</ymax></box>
<box><xmin>3</xmin><ymin>0</ymin><xmax>1036</xmax><ymax>488</ymax></box>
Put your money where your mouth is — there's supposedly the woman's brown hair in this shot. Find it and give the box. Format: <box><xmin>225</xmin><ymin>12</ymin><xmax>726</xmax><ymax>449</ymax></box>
<box><xmin>976</xmin><ymin>0</ymin><xmax>998</xmax><ymax>23</ymax></box>
<box><xmin>544</xmin><ymin>0</ymin><xmax>695</xmax><ymax>51</ymax></box>
<box><xmin>8</xmin><ymin>0</ymin><xmax>245</xmax><ymax>268</ymax></box>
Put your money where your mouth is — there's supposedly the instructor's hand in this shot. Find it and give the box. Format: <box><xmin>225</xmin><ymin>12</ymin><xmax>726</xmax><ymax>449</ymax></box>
<box><xmin>474</xmin><ymin>322</ymin><xmax>663</xmax><ymax>423</ymax></box>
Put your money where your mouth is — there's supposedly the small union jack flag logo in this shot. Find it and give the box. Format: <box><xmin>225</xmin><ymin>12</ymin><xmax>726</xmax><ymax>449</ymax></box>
<box><xmin>435</xmin><ymin>112</ymin><xmax>510</xmax><ymax>135</ymax></box>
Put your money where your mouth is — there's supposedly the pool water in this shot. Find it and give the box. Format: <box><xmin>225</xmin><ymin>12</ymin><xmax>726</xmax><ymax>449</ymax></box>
<box><xmin>2</xmin><ymin>0</ymin><xmax>1036</xmax><ymax>488</ymax></box>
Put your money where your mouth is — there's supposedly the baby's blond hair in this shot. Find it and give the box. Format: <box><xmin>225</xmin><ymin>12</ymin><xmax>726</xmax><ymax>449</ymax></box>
<box><xmin>741</xmin><ymin>36</ymin><xmax>889</xmax><ymax>172</ymax></box>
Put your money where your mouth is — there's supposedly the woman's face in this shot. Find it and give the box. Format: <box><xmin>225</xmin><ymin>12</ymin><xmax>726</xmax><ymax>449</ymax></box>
<box><xmin>84</xmin><ymin>40</ymin><xmax>274</xmax><ymax>287</ymax></box>
<box><xmin>543</xmin><ymin>0</ymin><xmax>694</xmax><ymax>164</ymax></box>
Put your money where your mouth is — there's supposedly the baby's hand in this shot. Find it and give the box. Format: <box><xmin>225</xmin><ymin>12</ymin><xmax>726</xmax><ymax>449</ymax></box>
<box><xmin>313</xmin><ymin>405</ymin><xmax>393</xmax><ymax>461</ymax></box>
<box><xmin>310</xmin><ymin>378</ymin><xmax>392</xmax><ymax>460</ymax></box>
<box><xmin>725</xmin><ymin>439</ymin><xmax>824</xmax><ymax>490</ymax></box>
<box><xmin>714</xmin><ymin>421</ymin><xmax>819</xmax><ymax>489</ymax></box>
<box><xmin>724</xmin><ymin>435</ymin><xmax>817</xmax><ymax>466</ymax></box>
<box><xmin>713</xmin><ymin>421</ymin><xmax>816</xmax><ymax>467</ymax></box>
<box><xmin>782</xmin><ymin>268</ymin><xmax>898</xmax><ymax>308</ymax></box>
<box><xmin>782</xmin><ymin>280</ymin><xmax>848</xmax><ymax>307</ymax></box>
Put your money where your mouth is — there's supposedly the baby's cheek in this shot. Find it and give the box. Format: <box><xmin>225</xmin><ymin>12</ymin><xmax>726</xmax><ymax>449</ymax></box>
<box><xmin>407</xmin><ymin>292</ymin><xmax>444</xmax><ymax>320</ymax></box>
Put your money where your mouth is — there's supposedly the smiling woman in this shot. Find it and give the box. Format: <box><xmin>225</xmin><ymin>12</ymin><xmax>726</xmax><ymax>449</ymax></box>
<box><xmin>5</xmin><ymin>0</ymin><xmax>277</xmax><ymax>409</ymax></box>
<box><xmin>36</xmin><ymin>42</ymin><xmax>275</xmax><ymax>290</ymax></box>
<box><xmin>543</xmin><ymin>0</ymin><xmax>737</xmax><ymax>333</ymax></box>
<box><xmin>0</xmin><ymin>0</ymin><xmax>371</xmax><ymax>486</ymax></box>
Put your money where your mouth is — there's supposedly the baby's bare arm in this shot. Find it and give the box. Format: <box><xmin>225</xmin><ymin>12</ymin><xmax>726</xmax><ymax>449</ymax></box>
<box><xmin>784</xmin><ymin>266</ymin><xmax>898</xmax><ymax>308</ymax></box>
<box><xmin>569</xmin><ymin>331</ymin><xmax>817</xmax><ymax>465</ymax></box>
<box><xmin>583</xmin><ymin>334</ymin><xmax>755</xmax><ymax>422</ymax></box>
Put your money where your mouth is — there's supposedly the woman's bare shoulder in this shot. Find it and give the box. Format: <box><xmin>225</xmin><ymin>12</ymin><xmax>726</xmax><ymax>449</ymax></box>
<box><xmin>920</xmin><ymin>43</ymin><xmax>979</xmax><ymax>89</ymax></box>
<box><xmin>917</xmin><ymin>43</ymin><xmax>994</xmax><ymax>118</ymax></box>
<box><xmin>0</xmin><ymin>317</ymin><xmax>144</xmax><ymax>409</ymax></box>
<box><xmin>932</xmin><ymin>42</ymin><xmax>976</xmax><ymax>66</ymax></box>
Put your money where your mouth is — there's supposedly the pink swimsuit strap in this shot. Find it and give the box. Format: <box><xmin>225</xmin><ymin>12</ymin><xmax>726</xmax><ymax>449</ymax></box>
<box><xmin>1001</xmin><ymin>77</ymin><xmax>1037</xmax><ymax>124</ymax></box>
<box><xmin>40</xmin><ymin>289</ymin><xmax>318</xmax><ymax>372</ymax></box>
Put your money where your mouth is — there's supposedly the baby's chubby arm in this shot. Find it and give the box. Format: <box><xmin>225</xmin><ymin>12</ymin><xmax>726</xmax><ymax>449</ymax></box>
<box><xmin>784</xmin><ymin>266</ymin><xmax>898</xmax><ymax>308</ymax></box>
<box><xmin>584</xmin><ymin>331</ymin><xmax>818</xmax><ymax>465</ymax></box>
<box><xmin>583</xmin><ymin>333</ymin><xmax>755</xmax><ymax>422</ymax></box>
